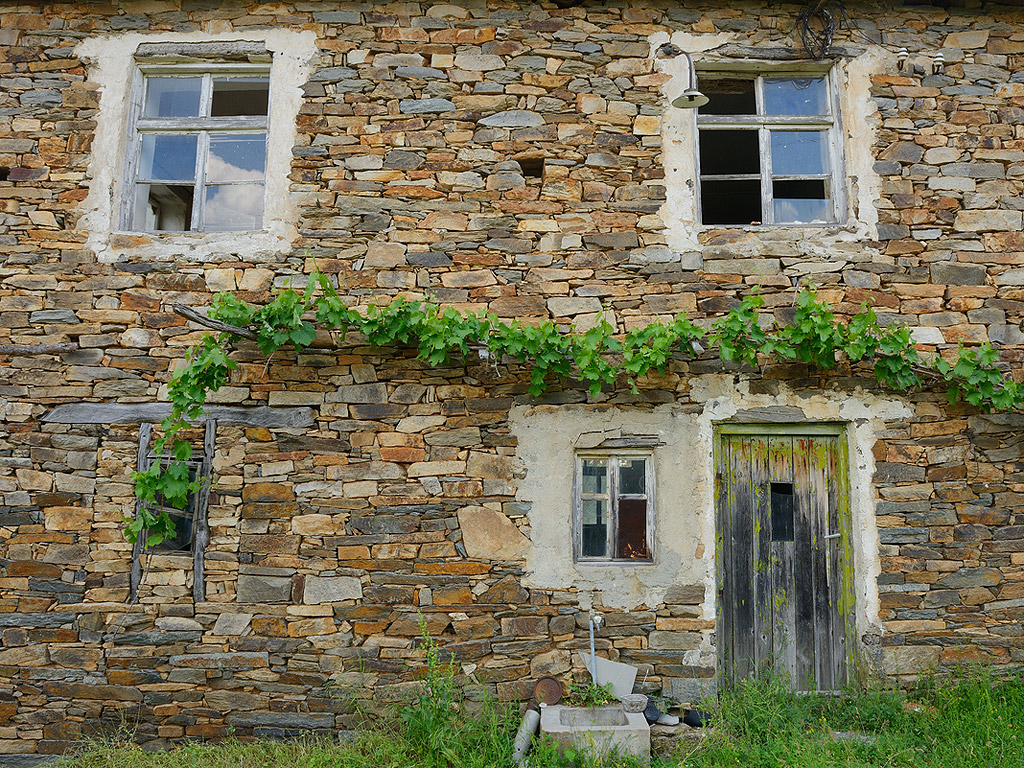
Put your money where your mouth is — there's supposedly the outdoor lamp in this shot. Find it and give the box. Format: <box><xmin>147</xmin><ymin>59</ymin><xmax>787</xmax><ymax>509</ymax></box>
<box><xmin>670</xmin><ymin>51</ymin><xmax>709</xmax><ymax>109</ymax></box>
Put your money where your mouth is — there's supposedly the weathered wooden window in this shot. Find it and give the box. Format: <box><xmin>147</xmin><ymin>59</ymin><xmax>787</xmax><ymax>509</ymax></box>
<box><xmin>574</xmin><ymin>454</ymin><xmax>654</xmax><ymax>563</ymax></box>
<box><xmin>697</xmin><ymin>72</ymin><xmax>843</xmax><ymax>226</ymax></box>
<box><xmin>125</xmin><ymin>68</ymin><xmax>270</xmax><ymax>232</ymax></box>
<box><xmin>129</xmin><ymin>421</ymin><xmax>216</xmax><ymax>602</ymax></box>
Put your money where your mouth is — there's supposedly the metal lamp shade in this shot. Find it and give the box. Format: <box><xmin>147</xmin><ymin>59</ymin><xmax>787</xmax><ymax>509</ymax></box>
<box><xmin>671</xmin><ymin>88</ymin><xmax>709</xmax><ymax>109</ymax></box>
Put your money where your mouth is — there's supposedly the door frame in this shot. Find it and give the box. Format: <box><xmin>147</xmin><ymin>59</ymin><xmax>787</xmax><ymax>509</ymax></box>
<box><xmin>713</xmin><ymin>422</ymin><xmax>857</xmax><ymax>691</ymax></box>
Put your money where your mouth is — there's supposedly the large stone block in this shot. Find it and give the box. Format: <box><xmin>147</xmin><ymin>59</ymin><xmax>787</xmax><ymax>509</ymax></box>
<box><xmin>457</xmin><ymin>505</ymin><xmax>529</xmax><ymax>561</ymax></box>
<box><xmin>881</xmin><ymin>646</ymin><xmax>940</xmax><ymax>675</ymax></box>
<box><xmin>236</xmin><ymin>574</ymin><xmax>292</xmax><ymax>603</ymax></box>
<box><xmin>303</xmin><ymin>576</ymin><xmax>362</xmax><ymax>604</ymax></box>
<box><xmin>954</xmin><ymin>209</ymin><xmax>1023</xmax><ymax>232</ymax></box>
<box><xmin>663</xmin><ymin>676</ymin><xmax>717</xmax><ymax>705</ymax></box>
<box><xmin>647</xmin><ymin>631</ymin><xmax>702</xmax><ymax>650</ymax></box>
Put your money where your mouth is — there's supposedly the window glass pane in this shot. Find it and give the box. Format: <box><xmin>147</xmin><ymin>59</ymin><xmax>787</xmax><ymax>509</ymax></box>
<box><xmin>618</xmin><ymin>459</ymin><xmax>645</xmax><ymax>496</ymax></box>
<box><xmin>770</xmin><ymin>130</ymin><xmax>828</xmax><ymax>176</ymax></box>
<box><xmin>581</xmin><ymin>460</ymin><xmax>607</xmax><ymax>495</ymax></box>
<box><xmin>207</xmin><ymin>134</ymin><xmax>266</xmax><ymax>182</ymax></box>
<box><xmin>581</xmin><ymin>499</ymin><xmax>608</xmax><ymax>558</ymax></box>
<box><xmin>135</xmin><ymin>183</ymin><xmax>194</xmax><ymax>231</ymax></box>
<box><xmin>144</xmin><ymin>77</ymin><xmax>202</xmax><ymax>118</ymax></box>
<box><xmin>204</xmin><ymin>183</ymin><xmax>264</xmax><ymax>231</ymax></box>
<box><xmin>700</xmin><ymin>179</ymin><xmax>762</xmax><ymax>226</ymax></box>
<box><xmin>773</xmin><ymin>187</ymin><xmax>832</xmax><ymax>224</ymax></box>
<box><xmin>699</xmin><ymin>129</ymin><xmax>759</xmax><ymax>176</ymax></box>
<box><xmin>139</xmin><ymin>134</ymin><xmax>198</xmax><ymax>182</ymax></box>
<box><xmin>212</xmin><ymin>78</ymin><xmax>270</xmax><ymax>117</ymax></box>
<box><xmin>616</xmin><ymin>498</ymin><xmax>648</xmax><ymax>559</ymax></box>
<box><xmin>700</xmin><ymin>78</ymin><xmax>756</xmax><ymax>115</ymax></box>
<box><xmin>763</xmin><ymin>77</ymin><xmax>828</xmax><ymax>116</ymax></box>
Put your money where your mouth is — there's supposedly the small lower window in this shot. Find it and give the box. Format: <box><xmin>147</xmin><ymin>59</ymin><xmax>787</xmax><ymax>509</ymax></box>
<box><xmin>141</xmin><ymin>453</ymin><xmax>201</xmax><ymax>553</ymax></box>
<box><xmin>575</xmin><ymin>455</ymin><xmax>654</xmax><ymax>563</ymax></box>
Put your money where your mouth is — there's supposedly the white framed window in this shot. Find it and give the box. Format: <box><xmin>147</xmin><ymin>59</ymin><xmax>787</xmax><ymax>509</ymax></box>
<box><xmin>125</xmin><ymin>66</ymin><xmax>270</xmax><ymax>233</ymax></box>
<box><xmin>696</xmin><ymin>71</ymin><xmax>844</xmax><ymax>227</ymax></box>
<box><xmin>574</xmin><ymin>454</ymin><xmax>654</xmax><ymax>563</ymax></box>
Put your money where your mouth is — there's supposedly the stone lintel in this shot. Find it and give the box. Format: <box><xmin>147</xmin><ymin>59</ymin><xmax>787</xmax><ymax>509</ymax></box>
<box><xmin>42</xmin><ymin>403</ymin><xmax>314</xmax><ymax>428</ymax></box>
<box><xmin>135</xmin><ymin>40</ymin><xmax>271</xmax><ymax>63</ymax></box>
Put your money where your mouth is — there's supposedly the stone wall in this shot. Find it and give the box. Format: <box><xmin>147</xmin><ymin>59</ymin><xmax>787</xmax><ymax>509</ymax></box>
<box><xmin>1</xmin><ymin>0</ymin><xmax>1024</xmax><ymax>761</ymax></box>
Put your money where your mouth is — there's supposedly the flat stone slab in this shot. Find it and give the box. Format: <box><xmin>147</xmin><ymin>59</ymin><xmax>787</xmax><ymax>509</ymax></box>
<box><xmin>540</xmin><ymin>705</ymin><xmax>650</xmax><ymax>764</ymax></box>
<box><xmin>43</xmin><ymin>403</ymin><xmax>314</xmax><ymax>428</ymax></box>
<box><xmin>478</xmin><ymin>110</ymin><xmax>544</xmax><ymax>127</ymax></box>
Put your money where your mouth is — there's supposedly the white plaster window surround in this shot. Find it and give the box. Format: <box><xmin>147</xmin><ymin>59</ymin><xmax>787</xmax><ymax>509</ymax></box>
<box><xmin>652</xmin><ymin>32</ymin><xmax>884</xmax><ymax>249</ymax></box>
<box><xmin>76</xmin><ymin>30</ymin><xmax>317</xmax><ymax>264</ymax></box>
<box><xmin>512</xmin><ymin>405</ymin><xmax>709</xmax><ymax>611</ymax></box>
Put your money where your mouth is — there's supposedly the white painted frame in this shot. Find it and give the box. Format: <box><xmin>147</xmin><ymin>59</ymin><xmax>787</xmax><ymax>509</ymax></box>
<box><xmin>573</xmin><ymin>453</ymin><xmax>656</xmax><ymax>565</ymax></box>
<box><xmin>122</xmin><ymin>63</ymin><xmax>271</xmax><ymax>233</ymax></box>
<box><xmin>695</xmin><ymin>68</ymin><xmax>847</xmax><ymax>227</ymax></box>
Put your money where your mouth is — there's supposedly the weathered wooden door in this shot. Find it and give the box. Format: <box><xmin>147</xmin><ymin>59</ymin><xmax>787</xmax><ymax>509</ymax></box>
<box><xmin>716</xmin><ymin>426</ymin><xmax>851</xmax><ymax>691</ymax></box>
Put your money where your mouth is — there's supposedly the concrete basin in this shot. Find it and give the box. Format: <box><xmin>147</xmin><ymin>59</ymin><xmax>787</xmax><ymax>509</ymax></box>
<box><xmin>539</xmin><ymin>704</ymin><xmax>650</xmax><ymax>763</ymax></box>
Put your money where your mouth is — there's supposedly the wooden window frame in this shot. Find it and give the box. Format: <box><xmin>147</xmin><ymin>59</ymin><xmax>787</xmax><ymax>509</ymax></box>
<box><xmin>129</xmin><ymin>420</ymin><xmax>216</xmax><ymax>603</ymax></box>
<box><xmin>695</xmin><ymin>68</ymin><xmax>847</xmax><ymax>227</ymax></box>
<box><xmin>122</xmin><ymin>63</ymin><xmax>271</xmax><ymax>233</ymax></box>
<box><xmin>573</xmin><ymin>452</ymin><xmax>655</xmax><ymax>565</ymax></box>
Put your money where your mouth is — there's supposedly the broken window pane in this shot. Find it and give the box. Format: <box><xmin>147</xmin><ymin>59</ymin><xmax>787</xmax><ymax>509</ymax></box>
<box><xmin>581</xmin><ymin>499</ymin><xmax>608</xmax><ymax>557</ymax></box>
<box><xmin>581</xmin><ymin>459</ymin><xmax>607</xmax><ymax>495</ymax></box>
<box><xmin>135</xmin><ymin>183</ymin><xmax>195</xmax><ymax>231</ymax></box>
<box><xmin>700</xmin><ymin>78</ymin><xmax>756</xmax><ymax>115</ymax></box>
<box><xmin>144</xmin><ymin>77</ymin><xmax>202</xmax><ymax>118</ymax></box>
<box><xmin>616</xmin><ymin>498</ymin><xmax>648</xmax><ymax>559</ymax></box>
<box><xmin>211</xmin><ymin>78</ymin><xmax>270</xmax><ymax>117</ymax></box>
<box><xmin>139</xmin><ymin>134</ymin><xmax>198</xmax><ymax>181</ymax></box>
<box><xmin>619</xmin><ymin>459</ymin><xmax>645</xmax><ymax>496</ymax></box>
<box><xmin>699</xmin><ymin>129</ymin><xmax>759</xmax><ymax>176</ymax></box>
<box><xmin>701</xmin><ymin>179</ymin><xmax>762</xmax><ymax>226</ymax></box>
<box><xmin>770</xmin><ymin>130</ymin><xmax>829</xmax><ymax>176</ymax></box>
<box><xmin>770</xmin><ymin>482</ymin><xmax>795</xmax><ymax>541</ymax></box>
<box><xmin>207</xmin><ymin>134</ymin><xmax>266</xmax><ymax>182</ymax></box>
<box><xmin>764</xmin><ymin>77</ymin><xmax>828</xmax><ymax>116</ymax></box>
<box><xmin>204</xmin><ymin>183</ymin><xmax>264</xmax><ymax>231</ymax></box>
<box><xmin>773</xmin><ymin>179</ymin><xmax>831</xmax><ymax>224</ymax></box>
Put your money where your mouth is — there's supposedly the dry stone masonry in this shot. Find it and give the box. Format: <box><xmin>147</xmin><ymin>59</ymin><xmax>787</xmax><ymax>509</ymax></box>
<box><xmin>1</xmin><ymin>0</ymin><xmax>1024</xmax><ymax>763</ymax></box>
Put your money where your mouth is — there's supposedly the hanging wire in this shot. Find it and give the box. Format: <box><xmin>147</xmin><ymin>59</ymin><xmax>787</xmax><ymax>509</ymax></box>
<box><xmin>798</xmin><ymin>0</ymin><xmax>842</xmax><ymax>59</ymax></box>
<box><xmin>798</xmin><ymin>0</ymin><xmax>902</xmax><ymax>59</ymax></box>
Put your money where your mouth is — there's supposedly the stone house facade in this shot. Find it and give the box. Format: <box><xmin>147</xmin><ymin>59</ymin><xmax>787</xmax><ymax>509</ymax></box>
<box><xmin>2</xmin><ymin>0</ymin><xmax>1024</xmax><ymax>761</ymax></box>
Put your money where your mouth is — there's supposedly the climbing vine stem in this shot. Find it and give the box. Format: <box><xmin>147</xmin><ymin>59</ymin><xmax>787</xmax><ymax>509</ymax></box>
<box><xmin>129</xmin><ymin>273</ymin><xmax>1022</xmax><ymax>546</ymax></box>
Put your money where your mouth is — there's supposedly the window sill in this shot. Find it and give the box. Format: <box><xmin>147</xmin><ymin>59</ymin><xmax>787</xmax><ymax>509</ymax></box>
<box><xmin>102</xmin><ymin>227</ymin><xmax>291</xmax><ymax>264</ymax></box>
<box><xmin>575</xmin><ymin>559</ymin><xmax>656</xmax><ymax>567</ymax></box>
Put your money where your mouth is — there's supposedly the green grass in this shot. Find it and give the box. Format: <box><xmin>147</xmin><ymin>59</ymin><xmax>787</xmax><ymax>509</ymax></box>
<box><xmin>56</xmin><ymin>668</ymin><xmax>1024</xmax><ymax>768</ymax></box>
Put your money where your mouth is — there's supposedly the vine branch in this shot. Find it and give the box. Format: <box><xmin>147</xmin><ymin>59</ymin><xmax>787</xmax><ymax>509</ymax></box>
<box><xmin>129</xmin><ymin>274</ymin><xmax>1022</xmax><ymax>548</ymax></box>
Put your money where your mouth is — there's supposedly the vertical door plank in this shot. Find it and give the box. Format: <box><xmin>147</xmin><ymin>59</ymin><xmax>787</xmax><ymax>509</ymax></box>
<box><xmin>715</xmin><ymin>435</ymin><xmax>734</xmax><ymax>688</ymax></box>
<box><xmin>750</xmin><ymin>436</ymin><xmax>772</xmax><ymax>674</ymax></box>
<box><xmin>827</xmin><ymin>437</ymin><xmax>849</xmax><ymax>687</ymax></box>
<box><xmin>808</xmin><ymin>437</ymin><xmax>835</xmax><ymax>690</ymax></box>
<box><xmin>731</xmin><ymin>436</ymin><xmax>756</xmax><ymax>682</ymax></box>
<box><xmin>792</xmin><ymin>437</ymin><xmax>816</xmax><ymax>691</ymax></box>
<box><xmin>768</xmin><ymin>436</ymin><xmax>796</xmax><ymax>686</ymax></box>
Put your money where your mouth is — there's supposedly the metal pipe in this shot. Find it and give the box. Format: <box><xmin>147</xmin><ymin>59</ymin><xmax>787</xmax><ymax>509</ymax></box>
<box><xmin>512</xmin><ymin>706</ymin><xmax>540</xmax><ymax>765</ymax></box>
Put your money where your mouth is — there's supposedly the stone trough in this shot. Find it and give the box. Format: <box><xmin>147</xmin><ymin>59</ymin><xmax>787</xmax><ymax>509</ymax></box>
<box><xmin>539</xmin><ymin>704</ymin><xmax>650</xmax><ymax>764</ymax></box>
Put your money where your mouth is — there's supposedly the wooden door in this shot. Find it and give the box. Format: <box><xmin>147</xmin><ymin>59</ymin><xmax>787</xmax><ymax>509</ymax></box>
<box><xmin>715</xmin><ymin>428</ymin><xmax>851</xmax><ymax>691</ymax></box>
